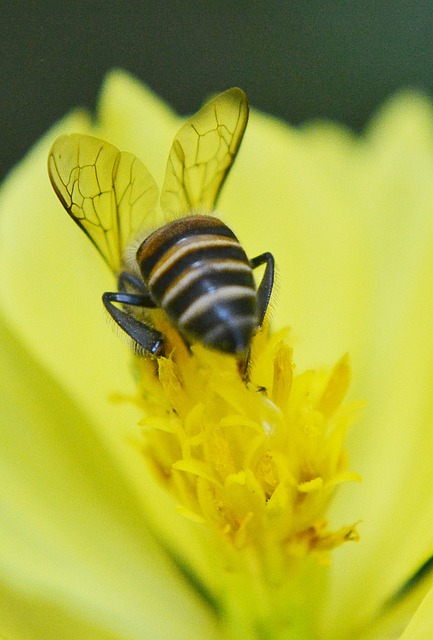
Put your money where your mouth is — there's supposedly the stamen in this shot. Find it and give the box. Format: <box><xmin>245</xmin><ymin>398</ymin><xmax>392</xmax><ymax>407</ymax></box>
<box><xmin>136</xmin><ymin>323</ymin><xmax>361</xmax><ymax>576</ymax></box>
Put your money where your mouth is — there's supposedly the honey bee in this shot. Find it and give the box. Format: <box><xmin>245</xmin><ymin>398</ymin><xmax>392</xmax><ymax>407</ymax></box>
<box><xmin>48</xmin><ymin>88</ymin><xmax>274</xmax><ymax>358</ymax></box>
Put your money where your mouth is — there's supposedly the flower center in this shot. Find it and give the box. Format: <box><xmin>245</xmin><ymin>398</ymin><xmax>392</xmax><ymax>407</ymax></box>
<box><xmin>136</xmin><ymin>318</ymin><xmax>360</xmax><ymax>571</ymax></box>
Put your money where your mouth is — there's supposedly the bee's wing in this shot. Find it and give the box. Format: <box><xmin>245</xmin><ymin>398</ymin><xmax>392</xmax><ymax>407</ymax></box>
<box><xmin>160</xmin><ymin>87</ymin><xmax>249</xmax><ymax>215</ymax></box>
<box><xmin>48</xmin><ymin>134</ymin><xmax>158</xmax><ymax>274</ymax></box>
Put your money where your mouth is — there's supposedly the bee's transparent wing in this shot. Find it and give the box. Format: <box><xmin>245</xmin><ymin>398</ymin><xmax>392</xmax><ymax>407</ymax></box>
<box><xmin>48</xmin><ymin>134</ymin><xmax>158</xmax><ymax>274</ymax></box>
<box><xmin>160</xmin><ymin>87</ymin><xmax>249</xmax><ymax>215</ymax></box>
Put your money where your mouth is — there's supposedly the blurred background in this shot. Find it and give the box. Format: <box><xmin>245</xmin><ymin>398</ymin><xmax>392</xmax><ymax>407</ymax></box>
<box><xmin>2</xmin><ymin>0</ymin><xmax>433</xmax><ymax>180</ymax></box>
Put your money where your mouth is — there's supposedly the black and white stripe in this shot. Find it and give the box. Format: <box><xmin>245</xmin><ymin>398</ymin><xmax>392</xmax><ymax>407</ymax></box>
<box><xmin>136</xmin><ymin>215</ymin><xmax>258</xmax><ymax>353</ymax></box>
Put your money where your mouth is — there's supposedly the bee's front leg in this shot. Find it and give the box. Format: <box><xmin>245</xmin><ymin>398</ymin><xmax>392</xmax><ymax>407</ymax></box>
<box><xmin>102</xmin><ymin>290</ymin><xmax>163</xmax><ymax>355</ymax></box>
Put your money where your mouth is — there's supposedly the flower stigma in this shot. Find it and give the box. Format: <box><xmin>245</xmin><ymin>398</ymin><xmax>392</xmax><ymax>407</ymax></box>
<box><xmin>135</xmin><ymin>310</ymin><xmax>361</xmax><ymax>589</ymax></box>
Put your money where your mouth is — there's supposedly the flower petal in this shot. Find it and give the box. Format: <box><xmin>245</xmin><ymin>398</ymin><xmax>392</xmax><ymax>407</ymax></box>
<box><xmin>96</xmin><ymin>69</ymin><xmax>179</xmax><ymax>188</ymax></box>
<box><xmin>320</xmin><ymin>93</ymin><xmax>433</xmax><ymax>636</ymax></box>
<box><xmin>0</xmin><ymin>109</ymin><xmax>143</xmax><ymax>436</ymax></box>
<box><xmin>398</xmin><ymin>586</ymin><xmax>433</xmax><ymax>639</ymax></box>
<box><xmin>0</xmin><ymin>310</ymin><xmax>219</xmax><ymax>640</ymax></box>
<box><xmin>221</xmin><ymin>108</ymin><xmax>369</xmax><ymax>369</ymax></box>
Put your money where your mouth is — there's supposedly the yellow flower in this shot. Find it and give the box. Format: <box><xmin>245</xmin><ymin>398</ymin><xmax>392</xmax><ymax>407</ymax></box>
<box><xmin>1</xmin><ymin>70</ymin><xmax>433</xmax><ymax>639</ymax></box>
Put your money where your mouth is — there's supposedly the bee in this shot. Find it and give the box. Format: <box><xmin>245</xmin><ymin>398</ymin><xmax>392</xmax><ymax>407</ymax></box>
<box><xmin>48</xmin><ymin>88</ymin><xmax>274</xmax><ymax>359</ymax></box>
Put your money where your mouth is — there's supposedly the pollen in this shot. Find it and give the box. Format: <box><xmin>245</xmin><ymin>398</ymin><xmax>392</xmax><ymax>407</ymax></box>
<box><xmin>136</xmin><ymin>321</ymin><xmax>361</xmax><ymax>570</ymax></box>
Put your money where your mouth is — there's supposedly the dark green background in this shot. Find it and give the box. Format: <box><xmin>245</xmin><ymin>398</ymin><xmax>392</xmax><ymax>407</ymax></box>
<box><xmin>2</xmin><ymin>1</ymin><xmax>433</xmax><ymax>179</ymax></box>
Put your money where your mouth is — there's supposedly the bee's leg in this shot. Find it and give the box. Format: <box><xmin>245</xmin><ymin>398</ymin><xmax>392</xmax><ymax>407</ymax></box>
<box><xmin>102</xmin><ymin>291</ymin><xmax>163</xmax><ymax>355</ymax></box>
<box><xmin>250</xmin><ymin>252</ymin><xmax>275</xmax><ymax>326</ymax></box>
<box><xmin>241</xmin><ymin>252</ymin><xmax>275</xmax><ymax>380</ymax></box>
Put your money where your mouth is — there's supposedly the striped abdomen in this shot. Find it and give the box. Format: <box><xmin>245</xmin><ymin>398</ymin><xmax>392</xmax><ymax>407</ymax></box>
<box><xmin>136</xmin><ymin>215</ymin><xmax>257</xmax><ymax>354</ymax></box>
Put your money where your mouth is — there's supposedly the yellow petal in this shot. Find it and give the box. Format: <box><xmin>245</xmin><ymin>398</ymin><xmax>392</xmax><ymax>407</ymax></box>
<box><xmin>0</xmin><ymin>109</ymin><xmax>143</xmax><ymax>438</ymax></box>
<box><xmin>321</xmin><ymin>92</ymin><xmax>433</xmax><ymax>636</ymax></box>
<box><xmin>0</xmin><ymin>308</ymin><xmax>220</xmax><ymax>639</ymax></box>
<box><xmin>399</xmin><ymin>586</ymin><xmax>433</xmax><ymax>639</ymax></box>
<box><xmin>96</xmin><ymin>69</ymin><xmax>179</xmax><ymax>188</ymax></box>
<box><xmin>221</xmin><ymin>108</ymin><xmax>369</xmax><ymax>370</ymax></box>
